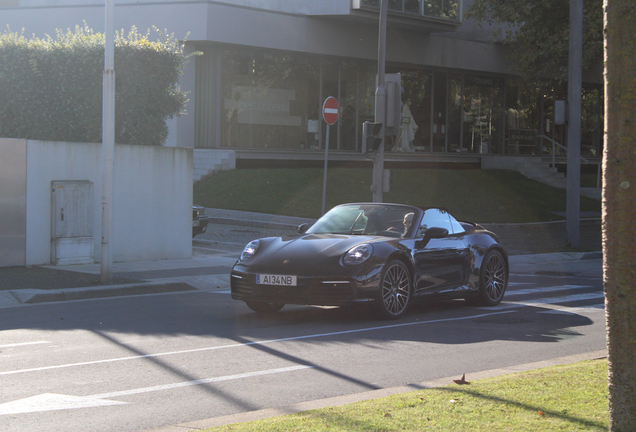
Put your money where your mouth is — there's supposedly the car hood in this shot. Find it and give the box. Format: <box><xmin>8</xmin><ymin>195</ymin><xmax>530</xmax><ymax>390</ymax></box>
<box><xmin>247</xmin><ymin>233</ymin><xmax>384</xmax><ymax>271</ymax></box>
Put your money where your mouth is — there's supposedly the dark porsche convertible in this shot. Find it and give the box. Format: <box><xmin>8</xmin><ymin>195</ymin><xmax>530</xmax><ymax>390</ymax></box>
<box><xmin>230</xmin><ymin>203</ymin><xmax>508</xmax><ymax>319</ymax></box>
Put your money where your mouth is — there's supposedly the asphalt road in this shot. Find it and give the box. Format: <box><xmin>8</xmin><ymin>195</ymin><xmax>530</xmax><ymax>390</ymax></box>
<box><xmin>0</xmin><ymin>268</ymin><xmax>606</xmax><ymax>432</ymax></box>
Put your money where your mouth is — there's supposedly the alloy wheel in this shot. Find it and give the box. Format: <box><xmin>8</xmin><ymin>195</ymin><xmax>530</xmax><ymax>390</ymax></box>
<box><xmin>380</xmin><ymin>261</ymin><xmax>411</xmax><ymax>318</ymax></box>
<box><xmin>483</xmin><ymin>251</ymin><xmax>507</xmax><ymax>303</ymax></box>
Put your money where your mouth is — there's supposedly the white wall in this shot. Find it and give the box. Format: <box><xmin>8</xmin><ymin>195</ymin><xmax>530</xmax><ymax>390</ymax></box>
<box><xmin>25</xmin><ymin>140</ymin><xmax>192</xmax><ymax>265</ymax></box>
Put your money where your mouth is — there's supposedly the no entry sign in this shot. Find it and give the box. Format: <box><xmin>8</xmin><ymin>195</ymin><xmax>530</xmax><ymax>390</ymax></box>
<box><xmin>322</xmin><ymin>97</ymin><xmax>339</xmax><ymax>125</ymax></box>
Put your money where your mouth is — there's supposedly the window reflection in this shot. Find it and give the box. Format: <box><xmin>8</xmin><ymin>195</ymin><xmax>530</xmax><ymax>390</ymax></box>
<box><xmin>462</xmin><ymin>75</ymin><xmax>504</xmax><ymax>154</ymax></box>
<box><xmin>505</xmin><ymin>79</ymin><xmax>541</xmax><ymax>155</ymax></box>
<box><xmin>432</xmin><ymin>71</ymin><xmax>447</xmax><ymax>152</ymax></box>
<box><xmin>362</xmin><ymin>0</ymin><xmax>458</xmax><ymax>20</ymax></box>
<box><xmin>448</xmin><ymin>74</ymin><xmax>462</xmax><ymax>153</ymax></box>
<box><xmin>581</xmin><ymin>86</ymin><xmax>602</xmax><ymax>157</ymax></box>
<box><xmin>387</xmin><ymin>68</ymin><xmax>431</xmax><ymax>152</ymax></box>
<box><xmin>221</xmin><ymin>50</ymin><xmax>320</xmax><ymax>150</ymax></box>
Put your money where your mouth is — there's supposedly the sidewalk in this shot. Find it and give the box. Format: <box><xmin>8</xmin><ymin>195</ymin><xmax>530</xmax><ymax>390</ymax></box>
<box><xmin>0</xmin><ymin>209</ymin><xmax>603</xmax><ymax>308</ymax></box>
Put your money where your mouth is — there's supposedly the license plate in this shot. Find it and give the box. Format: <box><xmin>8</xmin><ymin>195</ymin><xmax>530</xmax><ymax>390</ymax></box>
<box><xmin>256</xmin><ymin>274</ymin><xmax>297</xmax><ymax>286</ymax></box>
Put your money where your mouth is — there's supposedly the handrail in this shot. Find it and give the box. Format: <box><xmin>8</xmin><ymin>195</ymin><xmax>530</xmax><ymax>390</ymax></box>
<box><xmin>537</xmin><ymin>134</ymin><xmax>599</xmax><ymax>188</ymax></box>
<box><xmin>537</xmin><ymin>134</ymin><xmax>590</xmax><ymax>165</ymax></box>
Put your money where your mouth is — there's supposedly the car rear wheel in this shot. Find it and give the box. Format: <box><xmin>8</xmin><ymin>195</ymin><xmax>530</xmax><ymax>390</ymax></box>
<box><xmin>245</xmin><ymin>300</ymin><xmax>285</xmax><ymax>314</ymax></box>
<box><xmin>470</xmin><ymin>249</ymin><xmax>507</xmax><ymax>306</ymax></box>
<box><xmin>378</xmin><ymin>260</ymin><xmax>412</xmax><ymax>319</ymax></box>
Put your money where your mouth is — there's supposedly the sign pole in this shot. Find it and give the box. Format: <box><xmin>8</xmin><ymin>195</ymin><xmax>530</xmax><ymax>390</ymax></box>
<box><xmin>321</xmin><ymin>96</ymin><xmax>339</xmax><ymax>215</ymax></box>
<box><xmin>321</xmin><ymin>125</ymin><xmax>330</xmax><ymax>215</ymax></box>
<box><xmin>566</xmin><ymin>0</ymin><xmax>582</xmax><ymax>247</ymax></box>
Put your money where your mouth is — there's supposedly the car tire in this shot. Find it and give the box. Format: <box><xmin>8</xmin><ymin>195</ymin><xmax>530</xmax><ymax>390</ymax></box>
<box><xmin>377</xmin><ymin>260</ymin><xmax>412</xmax><ymax>320</ymax></box>
<box><xmin>245</xmin><ymin>300</ymin><xmax>285</xmax><ymax>314</ymax></box>
<box><xmin>469</xmin><ymin>249</ymin><xmax>508</xmax><ymax>306</ymax></box>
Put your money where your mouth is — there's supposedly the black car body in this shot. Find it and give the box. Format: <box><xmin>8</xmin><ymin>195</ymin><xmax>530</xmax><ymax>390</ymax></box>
<box><xmin>231</xmin><ymin>203</ymin><xmax>508</xmax><ymax>319</ymax></box>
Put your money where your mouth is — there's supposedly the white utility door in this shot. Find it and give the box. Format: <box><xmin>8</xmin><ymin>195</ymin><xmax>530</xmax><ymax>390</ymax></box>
<box><xmin>50</xmin><ymin>181</ymin><xmax>94</xmax><ymax>265</ymax></box>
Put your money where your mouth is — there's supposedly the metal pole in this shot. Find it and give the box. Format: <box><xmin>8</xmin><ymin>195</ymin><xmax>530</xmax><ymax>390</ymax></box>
<box><xmin>100</xmin><ymin>0</ymin><xmax>115</xmax><ymax>283</ymax></box>
<box><xmin>372</xmin><ymin>0</ymin><xmax>388</xmax><ymax>203</ymax></box>
<box><xmin>566</xmin><ymin>0</ymin><xmax>582</xmax><ymax>247</ymax></box>
<box><xmin>321</xmin><ymin>125</ymin><xmax>330</xmax><ymax>215</ymax></box>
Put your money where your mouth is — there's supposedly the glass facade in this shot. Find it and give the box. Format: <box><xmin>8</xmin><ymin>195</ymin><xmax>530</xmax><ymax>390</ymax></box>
<box><xmin>363</xmin><ymin>0</ymin><xmax>459</xmax><ymax>20</ymax></box>
<box><xmin>204</xmin><ymin>46</ymin><xmax>603</xmax><ymax>158</ymax></box>
<box><xmin>220</xmin><ymin>50</ymin><xmax>319</xmax><ymax>149</ymax></box>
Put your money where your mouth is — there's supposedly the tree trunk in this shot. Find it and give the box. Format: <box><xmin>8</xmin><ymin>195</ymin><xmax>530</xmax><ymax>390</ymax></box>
<box><xmin>603</xmin><ymin>0</ymin><xmax>636</xmax><ymax>430</ymax></box>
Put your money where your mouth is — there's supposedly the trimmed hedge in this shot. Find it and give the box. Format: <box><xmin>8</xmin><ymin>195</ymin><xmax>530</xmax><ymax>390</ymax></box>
<box><xmin>0</xmin><ymin>25</ymin><xmax>190</xmax><ymax>146</ymax></box>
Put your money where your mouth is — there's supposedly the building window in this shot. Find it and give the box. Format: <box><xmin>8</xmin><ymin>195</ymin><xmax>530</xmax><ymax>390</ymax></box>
<box><xmin>386</xmin><ymin>67</ymin><xmax>432</xmax><ymax>152</ymax></box>
<box><xmin>462</xmin><ymin>74</ymin><xmax>504</xmax><ymax>154</ymax></box>
<box><xmin>362</xmin><ymin>0</ymin><xmax>459</xmax><ymax>20</ymax></box>
<box><xmin>505</xmin><ymin>79</ymin><xmax>541</xmax><ymax>155</ymax></box>
<box><xmin>581</xmin><ymin>86</ymin><xmax>603</xmax><ymax>158</ymax></box>
<box><xmin>220</xmin><ymin>49</ymin><xmax>320</xmax><ymax>150</ymax></box>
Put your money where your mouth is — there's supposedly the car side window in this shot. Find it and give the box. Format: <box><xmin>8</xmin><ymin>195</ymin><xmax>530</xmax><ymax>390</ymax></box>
<box><xmin>417</xmin><ymin>209</ymin><xmax>453</xmax><ymax>237</ymax></box>
<box><xmin>449</xmin><ymin>214</ymin><xmax>465</xmax><ymax>234</ymax></box>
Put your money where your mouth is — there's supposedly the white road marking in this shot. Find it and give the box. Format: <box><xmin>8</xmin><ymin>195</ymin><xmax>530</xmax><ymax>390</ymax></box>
<box><xmin>483</xmin><ymin>292</ymin><xmax>605</xmax><ymax>311</ymax></box>
<box><xmin>538</xmin><ymin>304</ymin><xmax>604</xmax><ymax>314</ymax></box>
<box><xmin>0</xmin><ymin>393</ymin><xmax>125</xmax><ymax>415</ymax></box>
<box><xmin>0</xmin><ymin>310</ymin><xmax>513</xmax><ymax>376</ymax></box>
<box><xmin>0</xmin><ymin>366</ymin><xmax>311</xmax><ymax>415</ymax></box>
<box><xmin>507</xmin><ymin>285</ymin><xmax>595</xmax><ymax>296</ymax></box>
<box><xmin>89</xmin><ymin>365</ymin><xmax>312</xmax><ymax>399</ymax></box>
<box><xmin>0</xmin><ymin>341</ymin><xmax>50</xmax><ymax>349</ymax></box>
<box><xmin>510</xmin><ymin>273</ymin><xmax>602</xmax><ymax>280</ymax></box>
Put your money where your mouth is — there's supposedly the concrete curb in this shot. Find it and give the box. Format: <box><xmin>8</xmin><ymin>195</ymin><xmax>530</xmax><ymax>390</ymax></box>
<box><xmin>480</xmin><ymin>217</ymin><xmax>602</xmax><ymax>228</ymax></box>
<box><xmin>207</xmin><ymin>216</ymin><xmax>308</xmax><ymax>230</ymax></box>
<box><xmin>5</xmin><ymin>282</ymin><xmax>195</xmax><ymax>306</ymax></box>
<box><xmin>141</xmin><ymin>349</ymin><xmax>608</xmax><ymax>432</ymax></box>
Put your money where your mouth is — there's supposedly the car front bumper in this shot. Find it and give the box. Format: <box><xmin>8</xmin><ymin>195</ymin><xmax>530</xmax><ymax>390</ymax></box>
<box><xmin>230</xmin><ymin>268</ymin><xmax>382</xmax><ymax>306</ymax></box>
<box><xmin>192</xmin><ymin>217</ymin><xmax>209</xmax><ymax>236</ymax></box>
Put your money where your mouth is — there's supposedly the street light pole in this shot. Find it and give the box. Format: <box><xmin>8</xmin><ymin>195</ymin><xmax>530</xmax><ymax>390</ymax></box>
<box><xmin>372</xmin><ymin>0</ymin><xmax>388</xmax><ymax>203</ymax></box>
<box><xmin>566</xmin><ymin>0</ymin><xmax>582</xmax><ymax>247</ymax></box>
<box><xmin>100</xmin><ymin>0</ymin><xmax>115</xmax><ymax>283</ymax></box>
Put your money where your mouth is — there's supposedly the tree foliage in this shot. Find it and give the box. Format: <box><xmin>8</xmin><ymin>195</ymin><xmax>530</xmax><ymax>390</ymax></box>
<box><xmin>465</xmin><ymin>0</ymin><xmax>603</xmax><ymax>83</ymax></box>
<box><xmin>0</xmin><ymin>24</ymin><xmax>190</xmax><ymax>145</ymax></box>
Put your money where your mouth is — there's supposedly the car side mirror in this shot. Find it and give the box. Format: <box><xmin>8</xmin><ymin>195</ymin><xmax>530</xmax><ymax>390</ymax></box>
<box><xmin>425</xmin><ymin>227</ymin><xmax>449</xmax><ymax>239</ymax></box>
<box><xmin>297</xmin><ymin>223</ymin><xmax>309</xmax><ymax>234</ymax></box>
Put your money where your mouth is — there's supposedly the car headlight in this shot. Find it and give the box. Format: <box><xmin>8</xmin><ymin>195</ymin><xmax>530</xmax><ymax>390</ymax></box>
<box><xmin>344</xmin><ymin>244</ymin><xmax>373</xmax><ymax>266</ymax></box>
<box><xmin>240</xmin><ymin>239</ymin><xmax>260</xmax><ymax>261</ymax></box>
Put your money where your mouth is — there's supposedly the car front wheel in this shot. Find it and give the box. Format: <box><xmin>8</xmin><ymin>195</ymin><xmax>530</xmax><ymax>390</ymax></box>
<box><xmin>378</xmin><ymin>260</ymin><xmax>412</xmax><ymax>319</ymax></box>
<box><xmin>245</xmin><ymin>300</ymin><xmax>285</xmax><ymax>314</ymax></box>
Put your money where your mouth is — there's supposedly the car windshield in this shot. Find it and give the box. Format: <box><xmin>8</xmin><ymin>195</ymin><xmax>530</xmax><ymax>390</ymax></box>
<box><xmin>307</xmin><ymin>204</ymin><xmax>417</xmax><ymax>237</ymax></box>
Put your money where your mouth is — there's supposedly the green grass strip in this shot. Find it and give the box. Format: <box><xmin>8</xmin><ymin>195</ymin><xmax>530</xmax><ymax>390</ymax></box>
<box><xmin>206</xmin><ymin>359</ymin><xmax>608</xmax><ymax>432</ymax></box>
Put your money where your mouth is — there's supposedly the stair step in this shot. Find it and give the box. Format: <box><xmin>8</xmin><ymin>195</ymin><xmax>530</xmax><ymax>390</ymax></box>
<box><xmin>516</xmin><ymin>159</ymin><xmax>568</xmax><ymax>189</ymax></box>
<box><xmin>192</xmin><ymin>150</ymin><xmax>236</xmax><ymax>182</ymax></box>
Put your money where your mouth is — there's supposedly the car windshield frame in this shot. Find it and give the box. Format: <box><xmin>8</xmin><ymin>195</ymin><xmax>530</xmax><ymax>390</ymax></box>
<box><xmin>307</xmin><ymin>204</ymin><xmax>419</xmax><ymax>237</ymax></box>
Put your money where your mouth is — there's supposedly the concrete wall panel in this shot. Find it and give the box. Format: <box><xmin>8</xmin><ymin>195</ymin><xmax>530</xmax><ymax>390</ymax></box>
<box><xmin>25</xmin><ymin>140</ymin><xmax>192</xmax><ymax>265</ymax></box>
<box><xmin>0</xmin><ymin>138</ymin><xmax>27</xmax><ymax>267</ymax></box>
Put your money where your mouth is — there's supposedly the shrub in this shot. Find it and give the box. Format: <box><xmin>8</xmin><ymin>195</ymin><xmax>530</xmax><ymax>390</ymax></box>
<box><xmin>0</xmin><ymin>24</ymin><xmax>190</xmax><ymax>145</ymax></box>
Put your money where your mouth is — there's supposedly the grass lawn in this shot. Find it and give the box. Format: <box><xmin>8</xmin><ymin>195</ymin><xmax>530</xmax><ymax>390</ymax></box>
<box><xmin>205</xmin><ymin>359</ymin><xmax>608</xmax><ymax>432</ymax></box>
<box><xmin>194</xmin><ymin>168</ymin><xmax>602</xmax><ymax>223</ymax></box>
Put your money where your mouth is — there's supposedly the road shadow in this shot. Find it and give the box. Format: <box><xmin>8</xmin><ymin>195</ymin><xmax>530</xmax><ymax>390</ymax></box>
<box><xmin>0</xmin><ymin>291</ymin><xmax>597</xmax><ymax>348</ymax></box>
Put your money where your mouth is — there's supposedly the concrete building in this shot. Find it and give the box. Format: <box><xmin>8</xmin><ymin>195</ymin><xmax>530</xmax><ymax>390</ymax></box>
<box><xmin>1</xmin><ymin>0</ymin><xmax>603</xmax><ymax>175</ymax></box>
